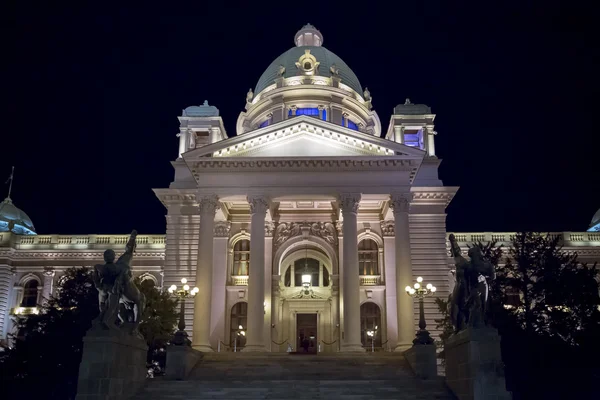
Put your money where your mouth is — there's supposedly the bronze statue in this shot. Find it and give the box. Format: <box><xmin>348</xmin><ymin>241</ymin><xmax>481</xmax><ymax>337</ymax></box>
<box><xmin>449</xmin><ymin>234</ymin><xmax>496</xmax><ymax>332</ymax></box>
<box><xmin>93</xmin><ymin>230</ymin><xmax>146</xmax><ymax>335</ymax></box>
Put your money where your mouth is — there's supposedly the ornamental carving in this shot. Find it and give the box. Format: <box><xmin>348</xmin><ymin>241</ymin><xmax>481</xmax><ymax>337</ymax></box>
<box><xmin>198</xmin><ymin>195</ymin><xmax>220</xmax><ymax>215</ymax></box>
<box><xmin>214</xmin><ymin>221</ymin><xmax>231</xmax><ymax>237</ymax></box>
<box><xmin>248</xmin><ymin>196</ymin><xmax>269</xmax><ymax>215</ymax></box>
<box><xmin>273</xmin><ymin>221</ymin><xmax>338</xmax><ymax>251</ymax></box>
<box><xmin>339</xmin><ymin>193</ymin><xmax>361</xmax><ymax>214</ymax></box>
<box><xmin>265</xmin><ymin>221</ymin><xmax>275</xmax><ymax>237</ymax></box>
<box><xmin>389</xmin><ymin>194</ymin><xmax>412</xmax><ymax>213</ymax></box>
<box><xmin>380</xmin><ymin>220</ymin><xmax>395</xmax><ymax>237</ymax></box>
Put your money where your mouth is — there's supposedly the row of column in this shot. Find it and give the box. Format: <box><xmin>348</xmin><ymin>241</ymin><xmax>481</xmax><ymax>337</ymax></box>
<box><xmin>192</xmin><ymin>193</ymin><xmax>414</xmax><ymax>352</ymax></box>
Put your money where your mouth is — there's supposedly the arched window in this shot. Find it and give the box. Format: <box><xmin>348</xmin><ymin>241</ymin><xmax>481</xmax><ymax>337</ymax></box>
<box><xmin>21</xmin><ymin>280</ymin><xmax>39</xmax><ymax>307</ymax></box>
<box><xmin>358</xmin><ymin>239</ymin><xmax>379</xmax><ymax>275</ymax></box>
<box><xmin>360</xmin><ymin>302</ymin><xmax>382</xmax><ymax>348</ymax></box>
<box><xmin>294</xmin><ymin>258</ymin><xmax>319</xmax><ymax>287</ymax></box>
<box><xmin>230</xmin><ymin>302</ymin><xmax>247</xmax><ymax>349</ymax></box>
<box><xmin>233</xmin><ymin>240</ymin><xmax>250</xmax><ymax>275</ymax></box>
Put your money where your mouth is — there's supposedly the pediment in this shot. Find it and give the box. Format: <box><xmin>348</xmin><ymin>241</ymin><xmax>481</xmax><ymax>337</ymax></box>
<box><xmin>182</xmin><ymin>116</ymin><xmax>425</xmax><ymax>160</ymax></box>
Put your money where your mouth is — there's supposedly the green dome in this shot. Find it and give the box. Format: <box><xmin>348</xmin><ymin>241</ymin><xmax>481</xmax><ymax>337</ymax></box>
<box><xmin>0</xmin><ymin>197</ymin><xmax>36</xmax><ymax>235</ymax></box>
<box><xmin>254</xmin><ymin>46</ymin><xmax>363</xmax><ymax>97</ymax></box>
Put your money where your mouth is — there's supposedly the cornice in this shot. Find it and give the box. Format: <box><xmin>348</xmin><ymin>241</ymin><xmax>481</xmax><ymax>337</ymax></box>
<box><xmin>2</xmin><ymin>251</ymin><xmax>165</xmax><ymax>260</ymax></box>
<box><xmin>190</xmin><ymin>158</ymin><xmax>418</xmax><ymax>175</ymax></box>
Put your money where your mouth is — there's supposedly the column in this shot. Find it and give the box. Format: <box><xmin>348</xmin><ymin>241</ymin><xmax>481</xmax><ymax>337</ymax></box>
<box><xmin>176</xmin><ymin>129</ymin><xmax>188</xmax><ymax>158</ymax></box>
<box><xmin>244</xmin><ymin>195</ymin><xmax>268</xmax><ymax>352</ymax></box>
<box><xmin>394</xmin><ymin>125</ymin><xmax>404</xmax><ymax>144</ymax></box>
<box><xmin>425</xmin><ymin>125</ymin><xmax>436</xmax><ymax>156</ymax></box>
<box><xmin>42</xmin><ymin>267</ymin><xmax>55</xmax><ymax>305</ymax></box>
<box><xmin>339</xmin><ymin>193</ymin><xmax>365</xmax><ymax>352</ymax></box>
<box><xmin>319</xmin><ymin>263</ymin><xmax>323</xmax><ymax>287</ymax></box>
<box><xmin>192</xmin><ymin>195</ymin><xmax>219</xmax><ymax>351</ymax></box>
<box><xmin>390</xmin><ymin>194</ymin><xmax>414</xmax><ymax>352</ymax></box>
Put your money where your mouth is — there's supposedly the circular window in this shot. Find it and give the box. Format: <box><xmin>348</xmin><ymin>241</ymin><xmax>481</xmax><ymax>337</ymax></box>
<box><xmin>304</xmin><ymin>62</ymin><xmax>312</xmax><ymax>70</ymax></box>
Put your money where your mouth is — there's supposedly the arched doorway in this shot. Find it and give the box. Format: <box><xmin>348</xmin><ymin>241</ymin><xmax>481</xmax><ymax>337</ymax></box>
<box><xmin>360</xmin><ymin>302</ymin><xmax>382</xmax><ymax>349</ymax></box>
<box><xmin>230</xmin><ymin>302</ymin><xmax>247</xmax><ymax>350</ymax></box>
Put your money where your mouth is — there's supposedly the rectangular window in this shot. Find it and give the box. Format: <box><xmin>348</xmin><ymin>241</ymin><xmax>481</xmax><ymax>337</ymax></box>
<box><xmin>347</xmin><ymin>120</ymin><xmax>359</xmax><ymax>131</ymax></box>
<box><xmin>322</xmin><ymin>109</ymin><xmax>327</xmax><ymax>121</ymax></box>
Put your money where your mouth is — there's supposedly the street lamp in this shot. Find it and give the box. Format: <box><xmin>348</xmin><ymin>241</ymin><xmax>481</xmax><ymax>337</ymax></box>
<box><xmin>366</xmin><ymin>325</ymin><xmax>378</xmax><ymax>352</ymax></box>
<box><xmin>168</xmin><ymin>278</ymin><xmax>199</xmax><ymax>346</ymax></box>
<box><xmin>405</xmin><ymin>276</ymin><xmax>436</xmax><ymax>345</ymax></box>
<box><xmin>234</xmin><ymin>324</ymin><xmax>245</xmax><ymax>352</ymax></box>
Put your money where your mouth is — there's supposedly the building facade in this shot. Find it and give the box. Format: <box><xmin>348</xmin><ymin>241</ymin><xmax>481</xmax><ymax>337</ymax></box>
<box><xmin>1</xmin><ymin>25</ymin><xmax>599</xmax><ymax>351</ymax></box>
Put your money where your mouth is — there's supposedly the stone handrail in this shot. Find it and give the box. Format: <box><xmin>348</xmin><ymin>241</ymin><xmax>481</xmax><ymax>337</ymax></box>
<box><xmin>11</xmin><ymin>234</ymin><xmax>166</xmax><ymax>249</ymax></box>
<box><xmin>231</xmin><ymin>275</ymin><xmax>249</xmax><ymax>286</ymax></box>
<box><xmin>359</xmin><ymin>275</ymin><xmax>381</xmax><ymax>286</ymax></box>
<box><xmin>447</xmin><ymin>232</ymin><xmax>600</xmax><ymax>246</ymax></box>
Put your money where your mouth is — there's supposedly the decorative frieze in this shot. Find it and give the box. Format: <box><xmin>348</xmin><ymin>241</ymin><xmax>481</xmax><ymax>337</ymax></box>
<box><xmin>273</xmin><ymin>221</ymin><xmax>338</xmax><ymax>250</ymax></box>
<box><xmin>213</xmin><ymin>221</ymin><xmax>231</xmax><ymax>237</ymax></box>
<box><xmin>380</xmin><ymin>220</ymin><xmax>395</xmax><ymax>236</ymax></box>
<box><xmin>265</xmin><ymin>221</ymin><xmax>275</xmax><ymax>237</ymax></box>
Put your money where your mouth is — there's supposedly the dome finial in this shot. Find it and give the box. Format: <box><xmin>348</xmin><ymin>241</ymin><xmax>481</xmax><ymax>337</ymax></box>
<box><xmin>5</xmin><ymin>166</ymin><xmax>14</xmax><ymax>200</ymax></box>
<box><xmin>295</xmin><ymin>24</ymin><xmax>323</xmax><ymax>47</ymax></box>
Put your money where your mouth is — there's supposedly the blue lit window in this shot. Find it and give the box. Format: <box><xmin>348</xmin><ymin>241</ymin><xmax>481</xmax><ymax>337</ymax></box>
<box><xmin>259</xmin><ymin>120</ymin><xmax>269</xmax><ymax>128</ymax></box>
<box><xmin>347</xmin><ymin>120</ymin><xmax>358</xmax><ymax>131</ymax></box>
<box><xmin>288</xmin><ymin>107</ymin><xmax>327</xmax><ymax>121</ymax></box>
<box><xmin>404</xmin><ymin>131</ymin><xmax>422</xmax><ymax>148</ymax></box>
<box><xmin>296</xmin><ymin>107</ymin><xmax>319</xmax><ymax>116</ymax></box>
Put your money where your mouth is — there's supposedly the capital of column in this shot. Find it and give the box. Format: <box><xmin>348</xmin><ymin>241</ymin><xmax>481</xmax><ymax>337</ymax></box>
<box><xmin>43</xmin><ymin>267</ymin><xmax>55</xmax><ymax>278</ymax></box>
<box><xmin>338</xmin><ymin>193</ymin><xmax>361</xmax><ymax>214</ymax></box>
<box><xmin>248</xmin><ymin>195</ymin><xmax>269</xmax><ymax>215</ymax></box>
<box><xmin>197</xmin><ymin>194</ymin><xmax>220</xmax><ymax>215</ymax></box>
<box><xmin>389</xmin><ymin>194</ymin><xmax>413</xmax><ymax>214</ymax></box>
<box><xmin>425</xmin><ymin>125</ymin><xmax>435</xmax><ymax>134</ymax></box>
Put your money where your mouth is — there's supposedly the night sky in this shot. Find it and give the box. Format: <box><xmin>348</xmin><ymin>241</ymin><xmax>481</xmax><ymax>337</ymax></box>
<box><xmin>2</xmin><ymin>2</ymin><xmax>597</xmax><ymax>235</ymax></box>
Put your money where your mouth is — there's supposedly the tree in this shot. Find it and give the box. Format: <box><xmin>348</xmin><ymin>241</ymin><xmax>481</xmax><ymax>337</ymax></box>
<box><xmin>437</xmin><ymin>233</ymin><xmax>600</xmax><ymax>398</ymax></box>
<box><xmin>0</xmin><ymin>267</ymin><xmax>178</xmax><ymax>399</ymax></box>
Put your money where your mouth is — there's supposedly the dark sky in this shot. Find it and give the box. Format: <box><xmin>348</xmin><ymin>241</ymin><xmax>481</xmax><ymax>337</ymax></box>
<box><xmin>1</xmin><ymin>2</ymin><xmax>597</xmax><ymax>235</ymax></box>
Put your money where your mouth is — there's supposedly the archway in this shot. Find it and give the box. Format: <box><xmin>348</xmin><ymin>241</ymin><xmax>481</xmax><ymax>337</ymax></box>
<box><xmin>360</xmin><ymin>302</ymin><xmax>382</xmax><ymax>348</ymax></box>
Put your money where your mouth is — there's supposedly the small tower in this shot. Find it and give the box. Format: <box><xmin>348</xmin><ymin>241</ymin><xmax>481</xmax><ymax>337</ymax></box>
<box><xmin>385</xmin><ymin>98</ymin><xmax>437</xmax><ymax>156</ymax></box>
<box><xmin>294</xmin><ymin>23</ymin><xmax>324</xmax><ymax>47</ymax></box>
<box><xmin>176</xmin><ymin>101</ymin><xmax>227</xmax><ymax>159</ymax></box>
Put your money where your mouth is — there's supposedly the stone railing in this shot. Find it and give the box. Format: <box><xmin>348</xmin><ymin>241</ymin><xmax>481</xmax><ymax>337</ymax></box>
<box><xmin>10</xmin><ymin>306</ymin><xmax>40</xmax><ymax>316</ymax></box>
<box><xmin>447</xmin><ymin>232</ymin><xmax>600</xmax><ymax>246</ymax></box>
<box><xmin>231</xmin><ymin>275</ymin><xmax>249</xmax><ymax>286</ymax></box>
<box><xmin>11</xmin><ymin>234</ymin><xmax>166</xmax><ymax>250</ymax></box>
<box><xmin>360</xmin><ymin>275</ymin><xmax>381</xmax><ymax>286</ymax></box>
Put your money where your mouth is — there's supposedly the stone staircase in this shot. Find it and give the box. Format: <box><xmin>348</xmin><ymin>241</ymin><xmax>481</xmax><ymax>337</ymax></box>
<box><xmin>133</xmin><ymin>352</ymin><xmax>455</xmax><ymax>399</ymax></box>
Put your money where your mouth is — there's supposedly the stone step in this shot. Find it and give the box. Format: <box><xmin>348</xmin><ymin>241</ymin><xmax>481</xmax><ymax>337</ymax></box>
<box><xmin>132</xmin><ymin>353</ymin><xmax>455</xmax><ymax>399</ymax></box>
<box><xmin>133</xmin><ymin>379</ymin><xmax>454</xmax><ymax>400</ymax></box>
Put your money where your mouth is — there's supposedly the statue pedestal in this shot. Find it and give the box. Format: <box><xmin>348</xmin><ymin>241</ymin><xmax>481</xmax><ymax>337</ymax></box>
<box><xmin>445</xmin><ymin>327</ymin><xmax>510</xmax><ymax>400</ymax></box>
<box><xmin>405</xmin><ymin>344</ymin><xmax>437</xmax><ymax>379</ymax></box>
<box><xmin>75</xmin><ymin>328</ymin><xmax>148</xmax><ymax>400</ymax></box>
<box><xmin>165</xmin><ymin>345</ymin><xmax>203</xmax><ymax>380</ymax></box>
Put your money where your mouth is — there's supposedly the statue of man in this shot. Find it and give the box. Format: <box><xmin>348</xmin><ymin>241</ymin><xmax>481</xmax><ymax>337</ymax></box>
<box><xmin>246</xmin><ymin>88</ymin><xmax>253</xmax><ymax>103</ymax></box>
<box><xmin>93</xmin><ymin>230</ymin><xmax>138</xmax><ymax>330</ymax></box>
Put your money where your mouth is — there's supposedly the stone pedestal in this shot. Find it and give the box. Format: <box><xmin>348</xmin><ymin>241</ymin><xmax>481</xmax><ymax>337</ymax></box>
<box><xmin>166</xmin><ymin>345</ymin><xmax>203</xmax><ymax>380</ymax></box>
<box><xmin>445</xmin><ymin>327</ymin><xmax>510</xmax><ymax>400</ymax></box>
<box><xmin>405</xmin><ymin>344</ymin><xmax>437</xmax><ymax>379</ymax></box>
<box><xmin>75</xmin><ymin>329</ymin><xmax>148</xmax><ymax>400</ymax></box>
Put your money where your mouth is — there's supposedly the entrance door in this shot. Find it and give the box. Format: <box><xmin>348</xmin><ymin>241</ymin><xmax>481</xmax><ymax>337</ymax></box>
<box><xmin>296</xmin><ymin>314</ymin><xmax>318</xmax><ymax>353</ymax></box>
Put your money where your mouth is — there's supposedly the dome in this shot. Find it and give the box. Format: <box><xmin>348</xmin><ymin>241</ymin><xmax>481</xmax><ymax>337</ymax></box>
<box><xmin>254</xmin><ymin>25</ymin><xmax>362</xmax><ymax>97</ymax></box>
<box><xmin>0</xmin><ymin>197</ymin><xmax>36</xmax><ymax>235</ymax></box>
<box><xmin>182</xmin><ymin>100</ymin><xmax>219</xmax><ymax>117</ymax></box>
<box><xmin>393</xmin><ymin>98</ymin><xmax>432</xmax><ymax>115</ymax></box>
<box><xmin>589</xmin><ymin>208</ymin><xmax>600</xmax><ymax>232</ymax></box>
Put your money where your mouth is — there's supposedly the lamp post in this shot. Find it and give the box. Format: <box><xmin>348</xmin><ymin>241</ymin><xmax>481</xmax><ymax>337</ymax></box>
<box><xmin>168</xmin><ymin>278</ymin><xmax>199</xmax><ymax>346</ymax></box>
<box><xmin>366</xmin><ymin>325</ymin><xmax>378</xmax><ymax>352</ymax></box>
<box><xmin>405</xmin><ymin>277</ymin><xmax>436</xmax><ymax>345</ymax></box>
<box><xmin>234</xmin><ymin>324</ymin><xmax>245</xmax><ymax>352</ymax></box>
